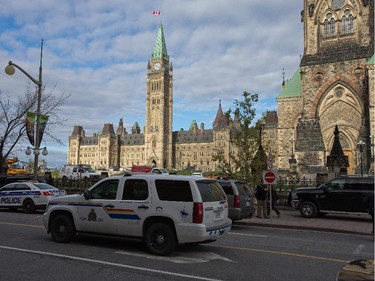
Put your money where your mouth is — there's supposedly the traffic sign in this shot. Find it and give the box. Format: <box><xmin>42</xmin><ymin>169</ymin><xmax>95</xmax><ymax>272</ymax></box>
<box><xmin>263</xmin><ymin>170</ymin><xmax>277</xmax><ymax>185</ymax></box>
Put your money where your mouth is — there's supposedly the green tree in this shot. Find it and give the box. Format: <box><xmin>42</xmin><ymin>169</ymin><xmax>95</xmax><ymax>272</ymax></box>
<box><xmin>212</xmin><ymin>91</ymin><xmax>266</xmax><ymax>185</ymax></box>
<box><xmin>0</xmin><ymin>83</ymin><xmax>70</xmax><ymax>173</ymax></box>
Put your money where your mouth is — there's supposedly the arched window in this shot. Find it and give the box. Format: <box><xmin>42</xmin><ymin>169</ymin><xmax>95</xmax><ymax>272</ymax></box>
<box><xmin>324</xmin><ymin>13</ymin><xmax>336</xmax><ymax>37</ymax></box>
<box><xmin>342</xmin><ymin>9</ymin><xmax>354</xmax><ymax>34</ymax></box>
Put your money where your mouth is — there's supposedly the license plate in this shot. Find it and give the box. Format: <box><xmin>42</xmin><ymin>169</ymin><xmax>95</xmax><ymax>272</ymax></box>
<box><xmin>214</xmin><ymin>210</ymin><xmax>224</xmax><ymax>221</ymax></box>
<box><xmin>246</xmin><ymin>201</ymin><xmax>250</xmax><ymax>207</ymax></box>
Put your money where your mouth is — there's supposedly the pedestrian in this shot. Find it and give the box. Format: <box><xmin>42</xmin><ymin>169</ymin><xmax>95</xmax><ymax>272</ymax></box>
<box><xmin>255</xmin><ymin>182</ymin><xmax>268</xmax><ymax>218</ymax></box>
<box><xmin>267</xmin><ymin>187</ymin><xmax>281</xmax><ymax>218</ymax></box>
<box><xmin>363</xmin><ymin>193</ymin><xmax>374</xmax><ymax>235</ymax></box>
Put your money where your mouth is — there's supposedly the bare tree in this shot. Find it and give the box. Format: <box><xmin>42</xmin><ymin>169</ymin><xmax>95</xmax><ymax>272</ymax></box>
<box><xmin>0</xmin><ymin>82</ymin><xmax>70</xmax><ymax>172</ymax></box>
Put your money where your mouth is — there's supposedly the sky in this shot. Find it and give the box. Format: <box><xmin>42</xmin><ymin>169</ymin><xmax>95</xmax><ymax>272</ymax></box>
<box><xmin>0</xmin><ymin>0</ymin><xmax>304</xmax><ymax>169</ymax></box>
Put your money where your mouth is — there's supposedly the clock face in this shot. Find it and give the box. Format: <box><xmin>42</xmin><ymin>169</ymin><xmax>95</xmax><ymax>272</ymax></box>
<box><xmin>154</xmin><ymin>63</ymin><xmax>161</xmax><ymax>70</ymax></box>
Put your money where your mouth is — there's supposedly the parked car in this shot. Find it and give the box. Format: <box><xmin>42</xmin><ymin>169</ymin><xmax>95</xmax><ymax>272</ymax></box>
<box><xmin>217</xmin><ymin>179</ymin><xmax>255</xmax><ymax>221</ymax></box>
<box><xmin>291</xmin><ymin>176</ymin><xmax>374</xmax><ymax>218</ymax></box>
<box><xmin>43</xmin><ymin>174</ymin><xmax>232</xmax><ymax>255</ymax></box>
<box><xmin>59</xmin><ymin>165</ymin><xmax>99</xmax><ymax>181</ymax></box>
<box><xmin>0</xmin><ymin>182</ymin><xmax>66</xmax><ymax>213</ymax></box>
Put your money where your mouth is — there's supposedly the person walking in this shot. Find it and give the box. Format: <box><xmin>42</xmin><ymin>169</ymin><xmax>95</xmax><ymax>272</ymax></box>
<box><xmin>267</xmin><ymin>186</ymin><xmax>281</xmax><ymax>218</ymax></box>
<box><xmin>255</xmin><ymin>183</ymin><xmax>268</xmax><ymax>218</ymax></box>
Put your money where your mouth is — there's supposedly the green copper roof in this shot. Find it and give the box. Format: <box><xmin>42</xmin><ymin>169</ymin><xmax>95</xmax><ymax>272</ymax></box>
<box><xmin>368</xmin><ymin>54</ymin><xmax>374</xmax><ymax>65</ymax></box>
<box><xmin>278</xmin><ymin>69</ymin><xmax>302</xmax><ymax>98</ymax></box>
<box><xmin>152</xmin><ymin>24</ymin><xmax>169</xmax><ymax>60</ymax></box>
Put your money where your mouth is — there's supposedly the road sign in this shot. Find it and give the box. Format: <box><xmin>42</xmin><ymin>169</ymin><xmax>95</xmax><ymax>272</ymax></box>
<box><xmin>263</xmin><ymin>170</ymin><xmax>277</xmax><ymax>185</ymax></box>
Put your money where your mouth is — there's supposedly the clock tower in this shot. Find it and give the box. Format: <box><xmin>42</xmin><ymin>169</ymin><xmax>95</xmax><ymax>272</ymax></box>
<box><xmin>145</xmin><ymin>24</ymin><xmax>173</xmax><ymax>168</ymax></box>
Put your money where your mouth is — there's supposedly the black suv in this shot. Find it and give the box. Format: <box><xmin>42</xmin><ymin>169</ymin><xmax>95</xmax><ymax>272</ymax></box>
<box><xmin>291</xmin><ymin>177</ymin><xmax>374</xmax><ymax>218</ymax></box>
<box><xmin>217</xmin><ymin>179</ymin><xmax>255</xmax><ymax>221</ymax></box>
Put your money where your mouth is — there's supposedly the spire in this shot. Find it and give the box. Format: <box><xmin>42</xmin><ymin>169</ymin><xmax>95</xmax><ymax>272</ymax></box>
<box><xmin>152</xmin><ymin>24</ymin><xmax>169</xmax><ymax>60</ymax></box>
<box><xmin>213</xmin><ymin>100</ymin><xmax>229</xmax><ymax>129</ymax></box>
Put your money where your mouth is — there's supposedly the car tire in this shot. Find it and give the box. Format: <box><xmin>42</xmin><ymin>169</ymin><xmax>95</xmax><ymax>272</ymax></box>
<box><xmin>300</xmin><ymin>201</ymin><xmax>318</xmax><ymax>218</ymax></box>
<box><xmin>145</xmin><ymin>223</ymin><xmax>177</xmax><ymax>256</ymax></box>
<box><xmin>50</xmin><ymin>215</ymin><xmax>76</xmax><ymax>243</ymax></box>
<box><xmin>22</xmin><ymin>199</ymin><xmax>36</xmax><ymax>214</ymax></box>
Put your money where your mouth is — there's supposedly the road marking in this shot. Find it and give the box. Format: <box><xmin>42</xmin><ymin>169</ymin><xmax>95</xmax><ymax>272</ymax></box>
<box><xmin>353</xmin><ymin>244</ymin><xmax>365</xmax><ymax>255</ymax></box>
<box><xmin>0</xmin><ymin>221</ymin><xmax>43</xmax><ymax>228</ymax></box>
<box><xmin>209</xmin><ymin>245</ymin><xmax>350</xmax><ymax>264</ymax></box>
<box><xmin>0</xmin><ymin>245</ymin><xmax>224</xmax><ymax>281</ymax></box>
<box><xmin>229</xmin><ymin>232</ymin><xmax>267</xmax><ymax>238</ymax></box>
<box><xmin>116</xmin><ymin>250</ymin><xmax>233</xmax><ymax>264</ymax></box>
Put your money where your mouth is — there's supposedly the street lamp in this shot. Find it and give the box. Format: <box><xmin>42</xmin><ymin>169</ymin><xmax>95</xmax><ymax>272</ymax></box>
<box><xmin>5</xmin><ymin>39</ymin><xmax>45</xmax><ymax>181</ymax></box>
<box><xmin>357</xmin><ymin>140</ymin><xmax>365</xmax><ymax>177</ymax></box>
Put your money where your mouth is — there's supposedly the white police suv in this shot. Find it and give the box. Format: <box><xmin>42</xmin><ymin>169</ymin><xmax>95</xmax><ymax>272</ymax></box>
<box><xmin>0</xmin><ymin>182</ymin><xmax>66</xmax><ymax>213</ymax></box>
<box><xmin>43</xmin><ymin>174</ymin><xmax>232</xmax><ymax>255</ymax></box>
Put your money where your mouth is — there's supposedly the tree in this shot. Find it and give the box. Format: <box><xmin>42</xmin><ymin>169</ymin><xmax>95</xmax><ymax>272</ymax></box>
<box><xmin>212</xmin><ymin>91</ymin><xmax>265</xmax><ymax>185</ymax></box>
<box><xmin>0</xmin><ymin>82</ymin><xmax>70</xmax><ymax>172</ymax></box>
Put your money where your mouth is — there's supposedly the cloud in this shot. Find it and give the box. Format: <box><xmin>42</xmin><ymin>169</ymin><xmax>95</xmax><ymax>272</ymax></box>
<box><xmin>0</xmin><ymin>0</ymin><xmax>303</xmax><ymax>168</ymax></box>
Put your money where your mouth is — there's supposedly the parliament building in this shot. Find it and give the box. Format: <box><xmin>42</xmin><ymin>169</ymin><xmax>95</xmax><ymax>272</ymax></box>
<box><xmin>68</xmin><ymin>0</ymin><xmax>374</xmax><ymax>176</ymax></box>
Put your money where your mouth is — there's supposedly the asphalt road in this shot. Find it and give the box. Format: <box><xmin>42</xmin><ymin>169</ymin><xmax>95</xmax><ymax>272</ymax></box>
<box><xmin>0</xmin><ymin>210</ymin><xmax>373</xmax><ymax>281</ymax></box>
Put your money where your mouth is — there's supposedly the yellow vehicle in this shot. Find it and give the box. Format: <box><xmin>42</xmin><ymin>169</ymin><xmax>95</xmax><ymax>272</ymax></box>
<box><xmin>5</xmin><ymin>157</ymin><xmax>29</xmax><ymax>175</ymax></box>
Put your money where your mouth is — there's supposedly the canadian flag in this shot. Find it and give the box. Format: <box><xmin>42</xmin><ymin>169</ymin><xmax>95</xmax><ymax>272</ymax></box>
<box><xmin>152</xmin><ymin>11</ymin><xmax>161</xmax><ymax>15</ymax></box>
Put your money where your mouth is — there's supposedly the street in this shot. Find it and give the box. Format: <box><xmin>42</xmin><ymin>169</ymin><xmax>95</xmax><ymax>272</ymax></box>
<box><xmin>0</xmin><ymin>210</ymin><xmax>373</xmax><ymax>281</ymax></box>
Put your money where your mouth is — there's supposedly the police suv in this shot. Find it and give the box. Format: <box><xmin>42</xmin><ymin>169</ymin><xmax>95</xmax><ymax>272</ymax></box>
<box><xmin>0</xmin><ymin>182</ymin><xmax>66</xmax><ymax>213</ymax></box>
<box><xmin>43</xmin><ymin>174</ymin><xmax>232</xmax><ymax>255</ymax></box>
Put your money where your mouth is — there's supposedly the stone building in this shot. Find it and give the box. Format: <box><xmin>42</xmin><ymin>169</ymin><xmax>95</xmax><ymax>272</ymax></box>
<box><xmin>67</xmin><ymin>24</ymin><xmax>234</xmax><ymax>171</ymax></box>
<box><xmin>264</xmin><ymin>0</ymin><xmax>374</xmax><ymax>176</ymax></box>
<box><xmin>68</xmin><ymin>1</ymin><xmax>374</xmax><ymax>176</ymax></box>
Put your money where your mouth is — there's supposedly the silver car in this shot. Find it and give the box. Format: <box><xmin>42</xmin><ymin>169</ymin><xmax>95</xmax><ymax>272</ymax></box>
<box><xmin>217</xmin><ymin>179</ymin><xmax>255</xmax><ymax>221</ymax></box>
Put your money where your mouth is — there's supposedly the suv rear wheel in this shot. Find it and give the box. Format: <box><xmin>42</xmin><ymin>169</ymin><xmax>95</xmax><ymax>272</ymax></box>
<box><xmin>300</xmin><ymin>201</ymin><xmax>318</xmax><ymax>218</ymax></box>
<box><xmin>50</xmin><ymin>215</ymin><xmax>76</xmax><ymax>243</ymax></box>
<box><xmin>145</xmin><ymin>223</ymin><xmax>177</xmax><ymax>256</ymax></box>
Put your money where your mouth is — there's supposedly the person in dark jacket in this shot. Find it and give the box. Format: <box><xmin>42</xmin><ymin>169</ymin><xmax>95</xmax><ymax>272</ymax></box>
<box><xmin>267</xmin><ymin>187</ymin><xmax>280</xmax><ymax>218</ymax></box>
<box><xmin>255</xmin><ymin>183</ymin><xmax>268</xmax><ymax>218</ymax></box>
<box><xmin>363</xmin><ymin>193</ymin><xmax>374</xmax><ymax>235</ymax></box>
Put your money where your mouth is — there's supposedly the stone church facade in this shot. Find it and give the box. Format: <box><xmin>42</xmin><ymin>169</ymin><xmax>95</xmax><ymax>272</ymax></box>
<box><xmin>67</xmin><ymin>1</ymin><xmax>374</xmax><ymax>176</ymax></box>
<box><xmin>264</xmin><ymin>0</ymin><xmax>374</xmax><ymax>176</ymax></box>
<box><xmin>67</xmin><ymin>24</ymin><xmax>234</xmax><ymax>171</ymax></box>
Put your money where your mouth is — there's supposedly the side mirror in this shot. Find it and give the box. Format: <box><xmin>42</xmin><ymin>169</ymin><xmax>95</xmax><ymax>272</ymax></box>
<box><xmin>83</xmin><ymin>190</ymin><xmax>90</xmax><ymax>200</ymax></box>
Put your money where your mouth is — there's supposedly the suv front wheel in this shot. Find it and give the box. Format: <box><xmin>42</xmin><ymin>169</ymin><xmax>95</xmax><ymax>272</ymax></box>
<box><xmin>300</xmin><ymin>201</ymin><xmax>318</xmax><ymax>218</ymax></box>
<box><xmin>145</xmin><ymin>223</ymin><xmax>177</xmax><ymax>256</ymax></box>
<box><xmin>50</xmin><ymin>214</ymin><xmax>76</xmax><ymax>243</ymax></box>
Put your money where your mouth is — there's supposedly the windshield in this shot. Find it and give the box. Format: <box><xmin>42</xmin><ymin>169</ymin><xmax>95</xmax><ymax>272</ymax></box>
<box><xmin>83</xmin><ymin>167</ymin><xmax>96</xmax><ymax>173</ymax></box>
<box><xmin>196</xmin><ymin>180</ymin><xmax>226</xmax><ymax>202</ymax></box>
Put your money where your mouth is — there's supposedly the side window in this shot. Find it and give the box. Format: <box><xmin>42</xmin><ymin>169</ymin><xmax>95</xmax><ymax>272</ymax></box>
<box><xmin>15</xmin><ymin>184</ymin><xmax>30</xmax><ymax>190</ymax></box>
<box><xmin>219</xmin><ymin>182</ymin><xmax>234</xmax><ymax>195</ymax></box>
<box><xmin>1</xmin><ymin>184</ymin><xmax>17</xmax><ymax>191</ymax></box>
<box><xmin>155</xmin><ymin>180</ymin><xmax>193</xmax><ymax>202</ymax></box>
<box><xmin>122</xmin><ymin>179</ymin><xmax>149</xmax><ymax>200</ymax></box>
<box><xmin>73</xmin><ymin>167</ymin><xmax>77</xmax><ymax>172</ymax></box>
<box><xmin>89</xmin><ymin>179</ymin><xmax>119</xmax><ymax>200</ymax></box>
<box><xmin>326</xmin><ymin>179</ymin><xmax>344</xmax><ymax>191</ymax></box>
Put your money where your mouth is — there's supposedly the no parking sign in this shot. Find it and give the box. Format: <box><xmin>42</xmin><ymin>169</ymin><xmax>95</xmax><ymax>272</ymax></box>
<box><xmin>263</xmin><ymin>170</ymin><xmax>278</xmax><ymax>185</ymax></box>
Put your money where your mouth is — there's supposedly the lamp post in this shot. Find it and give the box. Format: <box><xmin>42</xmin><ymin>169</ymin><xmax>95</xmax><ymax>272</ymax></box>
<box><xmin>357</xmin><ymin>140</ymin><xmax>365</xmax><ymax>177</ymax></box>
<box><xmin>5</xmin><ymin>39</ymin><xmax>46</xmax><ymax>181</ymax></box>
<box><xmin>289</xmin><ymin>136</ymin><xmax>297</xmax><ymax>165</ymax></box>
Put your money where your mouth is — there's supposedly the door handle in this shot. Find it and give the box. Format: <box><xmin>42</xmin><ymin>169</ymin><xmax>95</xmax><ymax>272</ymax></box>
<box><xmin>138</xmin><ymin>205</ymin><xmax>149</xmax><ymax>210</ymax></box>
<box><xmin>105</xmin><ymin>204</ymin><xmax>114</xmax><ymax>208</ymax></box>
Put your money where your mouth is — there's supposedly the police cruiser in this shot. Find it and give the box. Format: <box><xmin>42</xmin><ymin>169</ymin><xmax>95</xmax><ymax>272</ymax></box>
<box><xmin>0</xmin><ymin>182</ymin><xmax>66</xmax><ymax>213</ymax></box>
<box><xmin>43</xmin><ymin>173</ymin><xmax>232</xmax><ymax>255</ymax></box>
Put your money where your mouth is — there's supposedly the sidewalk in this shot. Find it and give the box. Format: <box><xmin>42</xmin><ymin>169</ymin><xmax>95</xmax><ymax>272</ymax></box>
<box><xmin>236</xmin><ymin>207</ymin><xmax>374</xmax><ymax>235</ymax></box>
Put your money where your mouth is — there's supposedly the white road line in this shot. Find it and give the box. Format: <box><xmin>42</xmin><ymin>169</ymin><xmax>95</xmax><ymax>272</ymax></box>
<box><xmin>116</xmin><ymin>250</ymin><xmax>233</xmax><ymax>264</ymax></box>
<box><xmin>0</xmin><ymin>245</ymin><xmax>224</xmax><ymax>281</ymax></box>
<box><xmin>229</xmin><ymin>232</ymin><xmax>267</xmax><ymax>238</ymax></box>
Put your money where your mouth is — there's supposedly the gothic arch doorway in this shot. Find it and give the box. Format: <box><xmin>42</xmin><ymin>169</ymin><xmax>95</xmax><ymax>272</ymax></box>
<box><xmin>317</xmin><ymin>84</ymin><xmax>363</xmax><ymax>173</ymax></box>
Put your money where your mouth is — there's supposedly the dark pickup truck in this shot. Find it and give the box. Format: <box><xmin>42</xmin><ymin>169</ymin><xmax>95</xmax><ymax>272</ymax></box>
<box><xmin>291</xmin><ymin>177</ymin><xmax>374</xmax><ymax>218</ymax></box>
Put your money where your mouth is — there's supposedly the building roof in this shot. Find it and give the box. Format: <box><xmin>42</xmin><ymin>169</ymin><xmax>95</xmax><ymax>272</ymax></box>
<box><xmin>368</xmin><ymin>54</ymin><xmax>374</xmax><ymax>64</ymax></box>
<box><xmin>152</xmin><ymin>24</ymin><xmax>169</xmax><ymax>60</ymax></box>
<box><xmin>173</xmin><ymin>129</ymin><xmax>214</xmax><ymax>144</ymax></box>
<box><xmin>213</xmin><ymin>101</ymin><xmax>229</xmax><ymax>128</ymax></box>
<box><xmin>277</xmin><ymin>69</ymin><xmax>302</xmax><ymax>98</ymax></box>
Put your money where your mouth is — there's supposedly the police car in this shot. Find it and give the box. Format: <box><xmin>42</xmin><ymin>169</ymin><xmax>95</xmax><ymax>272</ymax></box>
<box><xmin>0</xmin><ymin>182</ymin><xmax>66</xmax><ymax>213</ymax></box>
<box><xmin>43</xmin><ymin>173</ymin><xmax>232</xmax><ymax>255</ymax></box>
